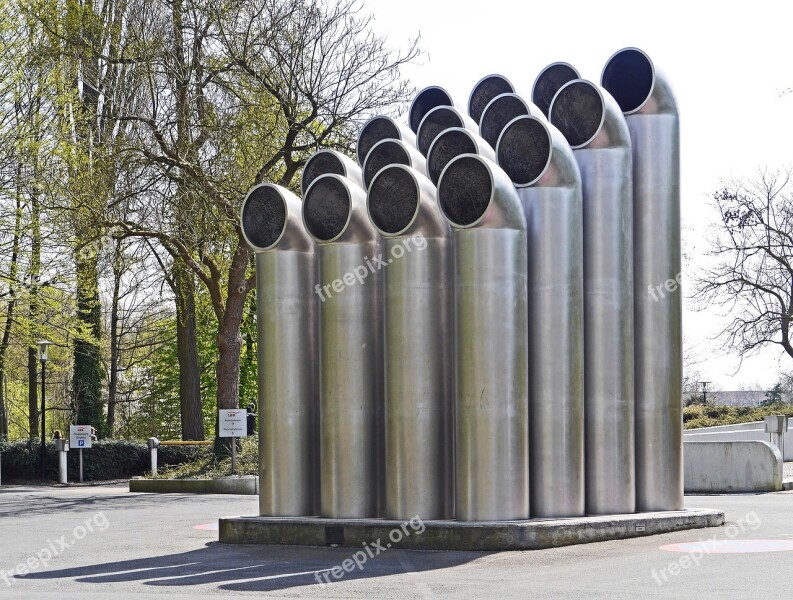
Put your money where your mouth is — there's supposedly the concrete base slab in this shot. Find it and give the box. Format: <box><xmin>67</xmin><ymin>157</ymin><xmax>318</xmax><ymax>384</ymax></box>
<box><xmin>129</xmin><ymin>476</ymin><xmax>258</xmax><ymax>495</ymax></box>
<box><xmin>219</xmin><ymin>509</ymin><xmax>724</xmax><ymax>551</ymax></box>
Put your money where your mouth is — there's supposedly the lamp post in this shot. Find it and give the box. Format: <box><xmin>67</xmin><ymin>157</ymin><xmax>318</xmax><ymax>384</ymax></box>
<box><xmin>37</xmin><ymin>340</ymin><xmax>52</xmax><ymax>482</ymax></box>
<box><xmin>699</xmin><ymin>381</ymin><xmax>711</xmax><ymax>405</ymax></box>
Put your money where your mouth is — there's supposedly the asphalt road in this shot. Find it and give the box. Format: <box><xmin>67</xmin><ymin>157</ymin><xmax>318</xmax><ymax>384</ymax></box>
<box><xmin>1</xmin><ymin>483</ymin><xmax>791</xmax><ymax>599</ymax></box>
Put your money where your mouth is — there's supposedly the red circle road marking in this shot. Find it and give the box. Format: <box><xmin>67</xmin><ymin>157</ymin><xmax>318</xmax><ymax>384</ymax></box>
<box><xmin>193</xmin><ymin>523</ymin><xmax>219</xmax><ymax>531</ymax></box>
<box><xmin>660</xmin><ymin>540</ymin><xmax>793</xmax><ymax>554</ymax></box>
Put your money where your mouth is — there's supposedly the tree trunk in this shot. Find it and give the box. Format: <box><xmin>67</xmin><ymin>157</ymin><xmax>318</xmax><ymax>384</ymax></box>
<box><xmin>73</xmin><ymin>252</ymin><xmax>104</xmax><ymax>434</ymax></box>
<box><xmin>174</xmin><ymin>263</ymin><xmax>204</xmax><ymax>440</ymax></box>
<box><xmin>106</xmin><ymin>239</ymin><xmax>123</xmax><ymax>434</ymax></box>
<box><xmin>27</xmin><ymin>171</ymin><xmax>41</xmax><ymax>439</ymax></box>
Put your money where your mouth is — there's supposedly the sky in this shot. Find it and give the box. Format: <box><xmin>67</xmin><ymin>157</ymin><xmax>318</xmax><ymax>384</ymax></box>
<box><xmin>362</xmin><ymin>0</ymin><xmax>793</xmax><ymax>390</ymax></box>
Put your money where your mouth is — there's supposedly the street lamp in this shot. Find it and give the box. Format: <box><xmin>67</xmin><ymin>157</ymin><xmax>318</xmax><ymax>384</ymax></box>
<box><xmin>37</xmin><ymin>339</ymin><xmax>52</xmax><ymax>482</ymax></box>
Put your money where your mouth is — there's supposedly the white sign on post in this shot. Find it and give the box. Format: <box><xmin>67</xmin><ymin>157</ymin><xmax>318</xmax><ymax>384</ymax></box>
<box><xmin>218</xmin><ymin>409</ymin><xmax>247</xmax><ymax>438</ymax></box>
<box><xmin>70</xmin><ymin>425</ymin><xmax>92</xmax><ymax>449</ymax></box>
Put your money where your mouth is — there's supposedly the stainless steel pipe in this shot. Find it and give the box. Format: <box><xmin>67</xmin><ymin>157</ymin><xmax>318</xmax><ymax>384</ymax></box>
<box><xmin>367</xmin><ymin>165</ymin><xmax>454</xmax><ymax>520</ymax></box>
<box><xmin>437</xmin><ymin>153</ymin><xmax>529</xmax><ymax>521</ymax></box>
<box><xmin>301</xmin><ymin>149</ymin><xmax>363</xmax><ymax>195</ymax></box>
<box><xmin>362</xmin><ymin>138</ymin><xmax>427</xmax><ymax>189</ymax></box>
<box><xmin>479</xmin><ymin>93</ymin><xmax>541</xmax><ymax>148</ymax></box>
<box><xmin>408</xmin><ymin>86</ymin><xmax>455</xmax><ymax>133</ymax></box>
<box><xmin>550</xmin><ymin>80</ymin><xmax>635</xmax><ymax>515</ymax></box>
<box><xmin>302</xmin><ymin>175</ymin><xmax>384</xmax><ymax>518</ymax></box>
<box><xmin>416</xmin><ymin>105</ymin><xmax>479</xmax><ymax>156</ymax></box>
<box><xmin>426</xmin><ymin>127</ymin><xmax>495</xmax><ymax>186</ymax></box>
<box><xmin>531</xmin><ymin>62</ymin><xmax>580</xmax><ymax>118</ymax></box>
<box><xmin>468</xmin><ymin>74</ymin><xmax>515</xmax><ymax>124</ymax></box>
<box><xmin>240</xmin><ymin>184</ymin><xmax>318</xmax><ymax>517</ymax></box>
<box><xmin>357</xmin><ymin>115</ymin><xmax>418</xmax><ymax>166</ymax></box>
<box><xmin>496</xmin><ymin>115</ymin><xmax>585</xmax><ymax>518</ymax></box>
<box><xmin>602</xmin><ymin>48</ymin><xmax>683</xmax><ymax>512</ymax></box>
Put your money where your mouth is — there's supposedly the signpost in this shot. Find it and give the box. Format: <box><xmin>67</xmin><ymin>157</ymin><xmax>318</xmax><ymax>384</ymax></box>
<box><xmin>218</xmin><ymin>409</ymin><xmax>247</xmax><ymax>474</ymax></box>
<box><xmin>70</xmin><ymin>425</ymin><xmax>92</xmax><ymax>482</ymax></box>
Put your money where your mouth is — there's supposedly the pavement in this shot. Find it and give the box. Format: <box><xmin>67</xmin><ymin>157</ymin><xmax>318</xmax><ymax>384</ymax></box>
<box><xmin>0</xmin><ymin>483</ymin><xmax>791</xmax><ymax>599</ymax></box>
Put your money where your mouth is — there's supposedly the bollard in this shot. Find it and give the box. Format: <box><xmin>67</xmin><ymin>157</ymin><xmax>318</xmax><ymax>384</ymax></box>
<box><xmin>55</xmin><ymin>439</ymin><xmax>68</xmax><ymax>484</ymax></box>
<box><xmin>147</xmin><ymin>437</ymin><xmax>159</xmax><ymax>477</ymax></box>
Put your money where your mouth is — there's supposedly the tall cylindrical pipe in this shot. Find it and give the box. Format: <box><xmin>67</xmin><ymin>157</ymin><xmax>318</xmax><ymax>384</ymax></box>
<box><xmin>496</xmin><ymin>115</ymin><xmax>585</xmax><ymax>518</ymax></box>
<box><xmin>240</xmin><ymin>184</ymin><xmax>318</xmax><ymax>517</ymax></box>
<box><xmin>362</xmin><ymin>138</ymin><xmax>427</xmax><ymax>189</ymax></box>
<box><xmin>416</xmin><ymin>105</ymin><xmax>478</xmax><ymax>157</ymax></box>
<box><xmin>602</xmin><ymin>48</ymin><xmax>683</xmax><ymax>512</ymax></box>
<box><xmin>301</xmin><ymin>149</ymin><xmax>363</xmax><ymax>196</ymax></box>
<box><xmin>437</xmin><ymin>153</ymin><xmax>529</xmax><ymax>521</ymax></box>
<box><xmin>531</xmin><ymin>62</ymin><xmax>580</xmax><ymax>118</ymax></box>
<box><xmin>550</xmin><ymin>80</ymin><xmax>635</xmax><ymax>515</ymax></box>
<box><xmin>468</xmin><ymin>74</ymin><xmax>515</xmax><ymax>124</ymax></box>
<box><xmin>408</xmin><ymin>86</ymin><xmax>454</xmax><ymax>133</ymax></box>
<box><xmin>303</xmin><ymin>175</ymin><xmax>383</xmax><ymax>518</ymax></box>
<box><xmin>357</xmin><ymin>115</ymin><xmax>418</xmax><ymax>166</ymax></box>
<box><xmin>426</xmin><ymin>127</ymin><xmax>495</xmax><ymax>186</ymax></box>
<box><xmin>479</xmin><ymin>92</ymin><xmax>540</xmax><ymax>148</ymax></box>
<box><xmin>367</xmin><ymin>165</ymin><xmax>454</xmax><ymax>520</ymax></box>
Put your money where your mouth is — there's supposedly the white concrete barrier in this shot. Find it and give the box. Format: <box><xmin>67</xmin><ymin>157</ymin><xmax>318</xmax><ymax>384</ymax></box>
<box><xmin>684</xmin><ymin>421</ymin><xmax>793</xmax><ymax>460</ymax></box>
<box><xmin>684</xmin><ymin>441</ymin><xmax>783</xmax><ymax>493</ymax></box>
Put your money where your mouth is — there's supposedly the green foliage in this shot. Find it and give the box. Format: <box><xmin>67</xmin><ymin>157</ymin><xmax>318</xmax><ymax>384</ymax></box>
<box><xmin>684</xmin><ymin>403</ymin><xmax>793</xmax><ymax>429</ymax></box>
<box><xmin>154</xmin><ymin>435</ymin><xmax>258</xmax><ymax>479</ymax></box>
<box><xmin>763</xmin><ymin>383</ymin><xmax>784</xmax><ymax>406</ymax></box>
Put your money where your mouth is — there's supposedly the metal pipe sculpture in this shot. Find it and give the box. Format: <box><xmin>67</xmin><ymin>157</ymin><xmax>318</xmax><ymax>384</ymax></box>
<box><xmin>602</xmin><ymin>48</ymin><xmax>683</xmax><ymax>512</ymax></box>
<box><xmin>302</xmin><ymin>149</ymin><xmax>363</xmax><ymax>196</ymax></box>
<box><xmin>357</xmin><ymin>115</ymin><xmax>418</xmax><ymax>166</ymax></box>
<box><xmin>408</xmin><ymin>86</ymin><xmax>455</xmax><ymax>133</ymax></box>
<box><xmin>302</xmin><ymin>175</ymin><xmax>384</xmax><ymax>518</ymax></box>
<box><xmin>437</xmin><ymin>153</ymin><xmax>529</xmax><ymax>521</ymax></box>
<box><xmin>549</xmin><ymin>80</ymin><xmax>636</xmax><ymax>516</ymax></box>
<box><xmin>468</xmin><ymin>74</ymin><xmax>515</xmax><ymax>124</ymax></box>
<box><xmin>531</xmin><ymin>62</ymin><xmax>580</xmax><ymax>118</ymax></box>
<box><xmin>367</xmin><ymin>165</ymin><xmax>454</xmax><ymax>520</ymax></box>
<box><xmin>362</xmin><ymin>138</ymin><xmax>427</xmax><ymax>189</ymax></box>
<box><xmin>240</xmin><ymin>184</ymin><xmax>318</xmax><ymax>517</ymax></box>
<box><xmin>496</xmin><ymin>115</ymin><xmax>585</xmax><ymax>518</ymax></box>
<box><xmin>426</xmin><ymin>127</ymin><xmax>495</xmax><ymax>186</ymax></box>
<box><xmin>416</xmin><ymin>105</ymin><xmax>479</xmax><ymax>156</ymax></box>
<box><xmin>479</xmin><ymin>92</ymin><xmax>541</xmax><ymax>148</ymax></box>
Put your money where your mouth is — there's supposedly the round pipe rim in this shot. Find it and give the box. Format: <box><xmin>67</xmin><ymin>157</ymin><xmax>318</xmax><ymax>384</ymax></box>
<box><xmin>301</xmin><ymin>149</ymin><xmax>351</xmax><ymax>196</ymax></box>
<box><xmin>495</xmin><ymin>115</ymin><xmax>553</xmax><ymax>188</ymax></box>
<box><xmin>600</xmin><ymin>47</ymin><xmax>656</xmax><ymax>115</ymax></box>
<box><xmin>361</xmin><ymin>137</ymin><xmax>413</xmax><ymax>189</ymax></box>
<box><xmin>467</xmin><ymin>73</ymin><xmax>515</xmax><ymax>123</ymax></box>
<box><xmin>530</xmin><ymin>61</ymin><xmax>580</xmax><ymax>116</ymax></box>
<box><xmin>416</xmin><ymin>105</ymin><xmax>465</xmax><ymax>156</ymax></box>
<box><xmin>302</xmin><ymin>174</ymin><xmax>354</xmax><ymax>244</ymax></box>
<box><xmin>366</xmin><ymin>164</ymin><xmax>422</xmax><ymax>237</ymax></box>
<box><xmin>548</xmin><ymin>79</ymin><xmax>606</xmax><ymax>150</ymax></box>
<box><xmin>426</xmin><ymin>127</ymin><xmax>479</xmax><ymax>186</ymax></box>
<box><xmin>437</xmin><ymin>153</ymin><xmax>495</xmax><ymax>229</ymax></box>
<box><xmin>240</xmin><ymin>183</ymin><xmax>288</xmax><ymax>251</ymax></box>
<box><xmin>408</xmin><ymin>85</ymin><xmax>454</xmax><ymax>133</ymax></box>
<box><xmin>357</xmin><ymin>115</ymin><xmax>402</xmax><ymax>165</ymax></box>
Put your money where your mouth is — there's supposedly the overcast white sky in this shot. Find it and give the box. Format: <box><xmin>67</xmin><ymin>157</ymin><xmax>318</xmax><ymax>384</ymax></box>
<box><xmin>363</xmin><ymin>0</ymin><xmax>793</xmax><ymax>390</ymax></box>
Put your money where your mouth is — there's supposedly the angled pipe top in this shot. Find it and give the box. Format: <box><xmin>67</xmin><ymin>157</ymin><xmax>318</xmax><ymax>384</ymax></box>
<box><xmin>479</xmin><ymin>93</ymin><xmax>541</xmax><ymax>149</ymax></box>
<box><xmin>240</xmin><ymin>184</ymin><xmax>313</xmax><ymax>253</ymax></box>
<box><xmin>357</xmin><ymin>115</ymin><xmax>417</xmax><ymax>166</ymax></box>
<box><xmin>531</xmin><ymin>62</ymin><xmax>580</xmax><ymax>118</ymax></box>
<box><xmin>426</xmin><ymin>127</ymin><xmax>495</xmax><ymax>186</ymax></box>
<box><xmin>408</xmin><ymin>86</ymin><xmax>455</xmax><ymax>133</ymax></box>
<box><xmin>549</xmin><ymin>79</ymin><xmax>630</xmax><ymax>150</ymax></box>
<box><xmin>302</xmin><ymin>174</ymin><xmax>373</xmax><ymax>245</ymax></box>
<box><xmin>416</xmin><ymin>105</ymin><xmax>478</xmax><ymax>157</ymax></box>
<box><xmin>437</xmin><ymin>154</ymin><xmax>525</xmax><ymax>231</ymax></box>
<box><xmin>496</xmin><ymin>115</ymin><xmax>580</xmax><ymax>190</ymax></box>
<box><xmin>367</xmin><ymin>165</ymin><xmax>448</xmax><ymax>239</ymax></box>
<box><xmin>301</xmin><ymin>149</ymin><xmax>363</xmax><ymax>196</ymax></box>
<box><xmin>362</xmin><ymin>138</ymin><xmax>426</xmax><ymax>190</ymax></box>
<box><xmin>601</xmin><ymin>47</ymin><xmax>677</xmax><ymax>117</ymax></box>
<box><xmin>468</xmin><ymin>74</ymin><xmax>515</xmax><ymax>124</ymax></box>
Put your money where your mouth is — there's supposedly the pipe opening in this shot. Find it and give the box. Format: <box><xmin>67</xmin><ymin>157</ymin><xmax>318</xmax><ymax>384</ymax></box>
<box><xmin>497</xmin><ymin>117</ymin><xmax>551</xmax><ymax>186</ymax></box>
<box><xmin>409</xmin><ymin>87</ymin><xmax>453</xmax><ymax>133</ymax></box>
<box><xmin>303</xmin><ymin>177</ymin><xmax>351</xmax><ymax>241</ymax></box>
<box><xmin>241</xmin><ymin>186</ymin><xmax>287</xmax><ymax>249</ymax></box>
<box><xmin>302</xmin><ymin>152</ymin><xmax>345</xmax><ymax>195</ymax></box>
<box><xmin>363</xmin><ymin>141</ymin><xmax>411</xmax><ymax>189</ymax></box>
<box><xmin>601</xmin><ymin>48</ymin><xmax>654</xmax><ymax>113</ymax></box>
<box><xmin>358</xmin><ymin>117</ymin><xmax>400</xmax><ymax>165</ymax></box>
<box><xmin>438</xmin><ymin>155</ymin><xmax>492</xmax><ymax>227</ymax></box>
<box><xmin>417</xmin><ymin>107</ymin><xmax>464</xmax><ymax>156</ymax></box>
<box><xmin>368</xmin><ymin>167</ymin><xmax>419</xmax><ymax>235</ymax></box>
<box><xmin>549</xmin><ymin>81</ymin><xmax>603</xmax><ymax>149</ymax></box>
<box><xmin>532</xmin><ymin>63</ymin><xmax>579</xmax><ymax>117</ymax></box>
<box><xmin>427</xmin><ymin>129</ymin><xmax>477</xmax><ymax>186</ymax></box>
<box><xmin>468</xmin><ymin>75</ymin><xmax>514</xmax><ymax>124</ymax></box>
<box><xmin>480</xmin><ymin>94</ymin><xmax>530</xmax><ymax>148</ymax></box>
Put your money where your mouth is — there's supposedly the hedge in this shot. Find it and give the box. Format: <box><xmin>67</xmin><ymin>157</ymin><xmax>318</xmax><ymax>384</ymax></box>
<box><xmin>0</xmin><ymin>438</ymin><xmax>202</xmax><ymax>482</ymax></box>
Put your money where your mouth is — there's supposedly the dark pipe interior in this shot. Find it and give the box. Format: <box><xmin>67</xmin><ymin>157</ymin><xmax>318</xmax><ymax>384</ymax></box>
<box><xmin>241</xmin><ymin>186</ymin><xmax>287</xmax><ymax>249</ymax></box>
<box><xmin>302</xmin><ymin>152</ymin><xmax>344</xmax><ymax>194</ymax></box>
<box><xmin>409</xmin><ymin>88</ymin><xmax>453</xmax><ymax>133</ymax></box>
<box><xmin>417</xmin><ymin>107</ymin><xmax>464</xmax><ymax>156</ymax></box>
<box><xmin>438</xmin><ymin>155</ymin><xmax>492</xmax><ymax>227</ymax></box>
<box><xmin>427</xmin><ymin>129</ymin><xmax>477</xmax><ymax>185</ymax></box>
<box><xmin>601</xmin><ymin>49</ymin><xmax>654</xmax><ymax>113</ymax></box>
<box><xmin>549</xmin><ymin>81</ymin><xmax>603</xmax><ymax>148</ymax></box>
<box><xmin>368</xmin><ymin>167</ymin><xmax>419</xmax><ymax>234</ymax></box>
<box><xmin>480</xmin><ymin>95</ymin><xmax>530</xmax><ymax>148</ymax></box>
<box><xmin>497</xmin><ymin>117</ymin><xmax>551</xmax><ymax>186</ymax></box>
<box><xmin>468</xmin><ymin>75</ymin><xmax>514</xmax><ymax>124</ymax></box>
<box><xmin>363</xmin><ymin>141</ymin><xmax>411</xmax><ymax>188</ymax></box>
<box><xmin>358</xmin><ymin>117</ymin><xmax>400</xmax><ymax>165</ymax></box>
<box><xmin>303</xmin><ymin>177</ymin><xmax>351</xmax><ymax>241</ymax></box>
<box><xmin>532</xmin><ymin>63</ymin><xmax>579</xmax><ymax>117</ymax></box>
